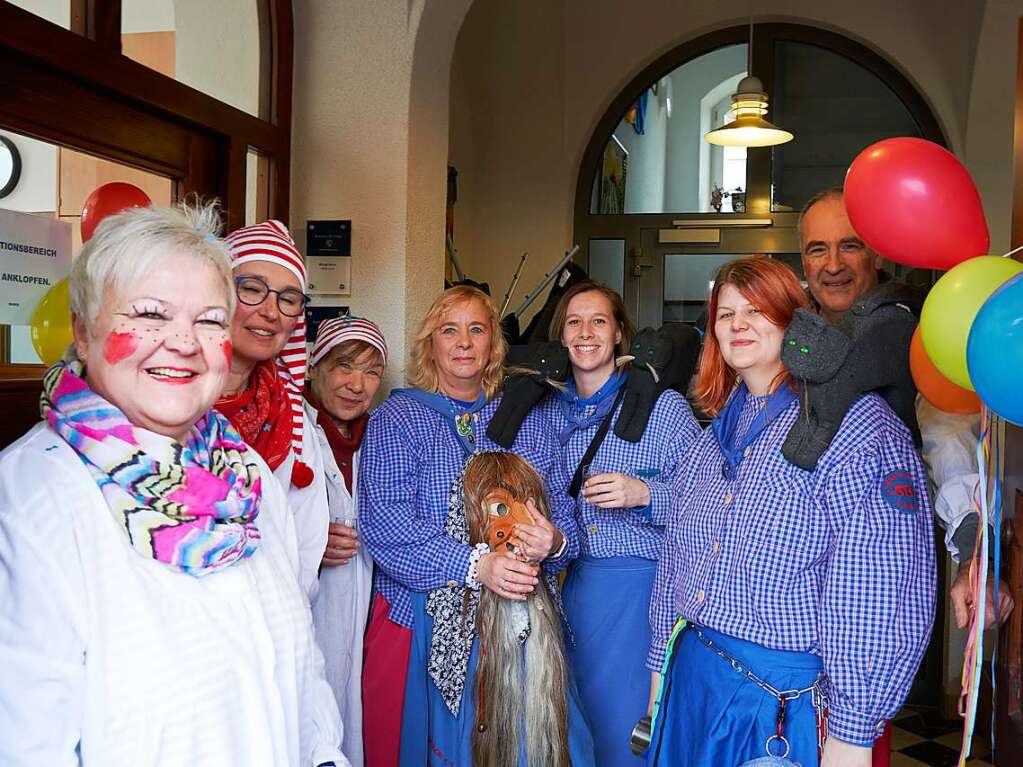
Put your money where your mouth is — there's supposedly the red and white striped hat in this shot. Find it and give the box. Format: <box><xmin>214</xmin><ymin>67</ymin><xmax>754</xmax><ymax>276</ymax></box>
<box><xmin>226</xmin><ymin>220</ymin><xmax>312</xmax><ymax>487</ymax></box>
<box><xmin>310</xmin><ymin>315</ymin><xmax>388</xmax><ymax>368</ymax></box>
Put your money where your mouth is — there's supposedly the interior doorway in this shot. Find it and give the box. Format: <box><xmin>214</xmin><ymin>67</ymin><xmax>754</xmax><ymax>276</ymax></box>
<box><xmin>573</xmin><ymin>22</ymin><xmax>945</xmax><ymax>332</ymax></box>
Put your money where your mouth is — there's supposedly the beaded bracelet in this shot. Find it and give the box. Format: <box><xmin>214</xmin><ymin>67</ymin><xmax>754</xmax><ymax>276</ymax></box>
<box><xmin>465</xmin><ymin>543</ymin><xmax>491</xmax><ymax>590</ymax></box>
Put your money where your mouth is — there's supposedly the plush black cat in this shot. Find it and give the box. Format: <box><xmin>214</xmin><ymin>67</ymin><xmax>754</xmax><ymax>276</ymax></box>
<box><xmin>614</xmin><ymin>323</ymin><xmax>702</xmax><ymax>443</ymax></box>
<box><xmin>486</xmin><ymin>340</ymin><xmax>570</xmax><ymax>448</ymax></box>
<box><xmin>781</xmin><ymin>283</ymin><xmax>921</xmax><ymax>471</ymax></box>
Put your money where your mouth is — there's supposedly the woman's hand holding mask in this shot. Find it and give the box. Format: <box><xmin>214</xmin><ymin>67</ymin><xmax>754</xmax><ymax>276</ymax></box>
<box><xmin>477</xmin><ymin>551</ymin><xmax>539</xmax><ymax>601</ymax></box>
<box><xmin>511</xmin><ymin>500</ymin><xmax>564</xmax><ymax>562</ymax></box>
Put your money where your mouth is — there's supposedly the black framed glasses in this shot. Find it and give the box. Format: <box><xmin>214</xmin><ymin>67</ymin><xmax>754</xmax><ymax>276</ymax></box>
<box><xmin>234</xmin><ymin>276</ymin><xmax>310</xmax><ymax>317</ymax></box>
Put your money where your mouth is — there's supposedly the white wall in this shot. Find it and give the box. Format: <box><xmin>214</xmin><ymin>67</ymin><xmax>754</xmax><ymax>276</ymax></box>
<box><xmin>964</xmin><ymin>0</ymin><xmax>1021</xmax><ymax>255</ymax></box>
<box><xmin>5</xmin><ymin>0</ymin><xmax>68</xmax><ymax>27</ymax></box>
<box><xmin>174</xmin><ymin>0</ymin><xmax>260</xmax><ymax>116</ymax></box>
<box><xmin>664</xmin><ymin>44</ymin><xmax>746</xmax><ymax>211</ymax></box>
<box><xmin>444</xmin><ymin>0</ymin><xmax>570</xmax><ymax>326</ymax></box>
<box><xmin>122</xmin><ymin>0</ymin><xmax>175</xmax><ymax>33</ymax></box>
<box><xmin>291</xmin><ymin>0</ymin><xmax>472</xmax><ymax>389</ymax></box>
<box><xmin>613</xmin><ymin>88</ymin><xmax>669</xmax><ymax>214</ymax></box>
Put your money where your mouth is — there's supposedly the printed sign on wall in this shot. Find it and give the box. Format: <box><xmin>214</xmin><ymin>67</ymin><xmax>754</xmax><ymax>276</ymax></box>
<box><xmin>306</xmin><ymin>219</ymin><xmax>352</xmax><ymax>296</ymax></box>
<box><xmin>0</xmin><ymin>209</ymin><xmax>72</xmax><ymax>324</ymax></box>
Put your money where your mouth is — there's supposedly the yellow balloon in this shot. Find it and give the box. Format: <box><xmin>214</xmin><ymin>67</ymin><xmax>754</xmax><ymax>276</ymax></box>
<box><xmin>920</xmin><ymin>255</ymin><xmax>1023</xmax><ymax>390</ymax></box>
<box><xmin>29</xmin><ymin>277</ymin><xmax>73</xmax><ymax>366</ymax></box>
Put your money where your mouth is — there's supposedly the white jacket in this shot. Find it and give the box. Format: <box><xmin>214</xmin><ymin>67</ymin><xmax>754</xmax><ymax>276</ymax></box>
<box><xmin>274</xmin><ymin>406</ymin><xmax>332</xmax><ymax>600</ymax></box>
<box><xmin>917</xmin><ymin>396</ymin><xmax>982</xmax><ymax>560</ymax></box>
<box><xmin>0</xmin><ymin>423</ymin><xmax>348</xmax><ymax>767</ymax></box>
<box><xmin>305</xmin><ymin>400</ymin><xmax>373</xmax><ymax>767</ymax></box>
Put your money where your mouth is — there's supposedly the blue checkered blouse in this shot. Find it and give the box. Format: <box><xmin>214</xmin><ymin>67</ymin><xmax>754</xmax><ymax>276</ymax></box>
<box><xmin>357</xmin><ymin>391</ymin><xmax>579</xmax><ymax>629</ymax></box>
<box><xmin>540</xmin><ymin>387</ymin><xmax>700</xmax><ymax>560</ymax></box>
<box><xmin>648</xmin><ymin>391</ymin><xmax>936</xmax><ymax>746</ymax></box>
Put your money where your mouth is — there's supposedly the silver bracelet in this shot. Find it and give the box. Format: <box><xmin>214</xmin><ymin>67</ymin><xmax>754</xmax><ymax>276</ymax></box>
<box><xmin>466</xmin><ymin>543</ymin><xmax>491</xmax><ymax>590</ymax></box>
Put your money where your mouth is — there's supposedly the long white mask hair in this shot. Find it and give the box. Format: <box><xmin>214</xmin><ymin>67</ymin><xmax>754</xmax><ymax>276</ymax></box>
<box><xmin>463</xmin><ymin>452</ymin><xmax>571</xmax><ymax>767</ymax></box>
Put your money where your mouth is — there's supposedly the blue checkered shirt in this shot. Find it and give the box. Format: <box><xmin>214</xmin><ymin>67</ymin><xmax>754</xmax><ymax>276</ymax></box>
<box><xmin>540</xmin><ymin>389</ymin><xmax>700</xmax><ymax>559</ymax></box>
<box><xmin>357</xmin><ymin>392</ymin><xmax>579</xmax><ymax>629</ymax></box>
<box><xmin>648</xmin><ymin>392</ymin><xmax>936</xmax><ymax>746</ymax></box>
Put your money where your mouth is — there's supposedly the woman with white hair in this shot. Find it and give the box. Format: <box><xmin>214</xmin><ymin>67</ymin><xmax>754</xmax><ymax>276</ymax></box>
<box><xmin>215</xmin><ymin>220</ymin><xmax>328</xmax><ymax>596</ymax></box>
<box><xmin>0</xmin><ymin>202</ymin><xmax>347</xmax><ymax>767</ymax></box>
<box><xmin>357</xmin><ymin>285</ymin><xmax>590</xmax><ymax>766</ymax></box>
<box><xmin>305</xmin><ymin>314</ymin><xmax>389</xmax><ymax>767</ymax></box>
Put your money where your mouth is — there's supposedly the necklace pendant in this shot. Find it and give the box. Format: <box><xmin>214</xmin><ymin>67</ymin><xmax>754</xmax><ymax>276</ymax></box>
<box><xmin>455</xmin><ymin>412</ymin><xmax>473</xmax><ymax>439</ymax></box>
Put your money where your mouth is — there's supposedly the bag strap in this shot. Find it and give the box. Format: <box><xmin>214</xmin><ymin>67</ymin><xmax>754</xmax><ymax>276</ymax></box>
<box><xmin>568</xmin><ymin>385</ymin><xmax>627</xmax><ymax>499</ymax></box>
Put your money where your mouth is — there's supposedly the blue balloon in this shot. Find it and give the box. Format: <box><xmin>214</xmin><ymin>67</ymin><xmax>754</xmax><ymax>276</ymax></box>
<box><xmin>967</xmin><ymin>271</ymin><xmax>1023</xmax><ymax>425</ymax></box>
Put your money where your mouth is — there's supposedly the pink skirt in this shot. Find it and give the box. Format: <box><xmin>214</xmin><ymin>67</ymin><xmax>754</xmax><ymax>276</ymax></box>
<box><xmin>362</xmin><ymin>594</ymin><xmax>413</xmax><ymax>767</ymax></box>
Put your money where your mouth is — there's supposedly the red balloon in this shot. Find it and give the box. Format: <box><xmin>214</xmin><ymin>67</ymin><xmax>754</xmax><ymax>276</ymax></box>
<box><xmin>845</xmin><ymin>137</ymin><xmax>989</xmax><ymax>270</ymax></box>
<box><xmin>80</xmin><ymin>182</ymin><xmax>152</xmax><ymax>242</ymax></box>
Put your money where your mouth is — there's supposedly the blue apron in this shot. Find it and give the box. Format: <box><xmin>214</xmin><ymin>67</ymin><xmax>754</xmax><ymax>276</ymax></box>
<box><xmin>400</xmin><ymin>591</ymin><xmax>597</xmax><ymax>766</ymax></box>
<box><xmin>648</xmin><ymin>626</ymin><xmax>822</xmax><ymax>767</ymax></box>
<box><xmin>563</xmin><ymin>555</ymin><xmax>656</xmax><ymax>766</ymax></box>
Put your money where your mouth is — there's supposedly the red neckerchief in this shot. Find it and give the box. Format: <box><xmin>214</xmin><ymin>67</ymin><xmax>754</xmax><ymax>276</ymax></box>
<box><xmin>216</xmin><ymin>360</ymin><xmax>293</xmax><ymax>473</ymax></box>
<box><xmin>306</xmin><ymin>390</ymin><xmax>368</xmax><ymax>493</ymax></box>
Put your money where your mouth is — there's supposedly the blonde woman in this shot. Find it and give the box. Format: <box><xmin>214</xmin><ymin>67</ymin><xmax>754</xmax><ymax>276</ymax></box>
<box><xmin>357</xmin><ymin>285</ymin><xmax>583</xmax><ymax>766</ymax></box>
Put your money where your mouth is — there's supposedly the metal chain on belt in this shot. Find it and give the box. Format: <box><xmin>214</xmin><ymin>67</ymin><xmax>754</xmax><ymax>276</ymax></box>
<box><xmin>693</xmin><ymin>628</ymin><xmax>821</xmax><ymax>703</ymax></box>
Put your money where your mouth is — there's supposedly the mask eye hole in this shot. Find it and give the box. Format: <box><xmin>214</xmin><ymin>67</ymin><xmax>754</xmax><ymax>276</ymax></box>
<box><xmin>488</xmin><ymin>501</ymin><xmax>509</xmax><ymax>517</ymax></box>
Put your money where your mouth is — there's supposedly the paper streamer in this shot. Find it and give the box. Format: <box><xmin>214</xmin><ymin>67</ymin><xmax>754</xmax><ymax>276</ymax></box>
<box><xmin>956</xmin><ymin>409</ymin><xmax>1002</xmax><ymax>765</ymax></box>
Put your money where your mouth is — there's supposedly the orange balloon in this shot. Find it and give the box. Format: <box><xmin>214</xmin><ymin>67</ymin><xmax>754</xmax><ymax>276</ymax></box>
<box><xmin>909</xmin><ymin>327</ymin><xmax>980</xmax><ymax>414</ymax></box>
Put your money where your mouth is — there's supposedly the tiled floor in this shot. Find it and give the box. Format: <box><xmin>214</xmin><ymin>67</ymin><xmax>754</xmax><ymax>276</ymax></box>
<box><xmin>889</xmin><ymin>707</ymin><xmax>993</xmax><ymax>767</ymax></box>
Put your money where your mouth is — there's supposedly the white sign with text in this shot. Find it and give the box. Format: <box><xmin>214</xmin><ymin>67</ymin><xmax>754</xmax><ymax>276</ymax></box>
<box><xmin>0</xmin><ymin>209</ymin><xmax>72</xmax><ymax>324</ymax></box>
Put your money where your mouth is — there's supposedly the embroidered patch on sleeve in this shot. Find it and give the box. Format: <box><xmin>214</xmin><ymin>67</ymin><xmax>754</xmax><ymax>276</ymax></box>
<box><xmin>881</xmin><ymin>470</ymin><xmax>919</xmax><ymax>514</ymax></box>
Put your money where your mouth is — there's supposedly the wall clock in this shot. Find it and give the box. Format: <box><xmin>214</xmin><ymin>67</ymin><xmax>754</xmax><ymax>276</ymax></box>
<box><xmin>0</xmin><ymin>135</ymin><xmax>22</xmax><ymax>199</ymax></box>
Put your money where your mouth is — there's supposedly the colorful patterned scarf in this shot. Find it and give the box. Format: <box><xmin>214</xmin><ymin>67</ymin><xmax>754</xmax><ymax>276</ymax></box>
<box><xmin>41</xmin><ymin>360</ymin><xmax>263</xmax><ymax>576</ymax></box>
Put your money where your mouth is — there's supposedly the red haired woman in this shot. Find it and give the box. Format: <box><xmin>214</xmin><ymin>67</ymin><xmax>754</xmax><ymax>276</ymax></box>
<box><xmin>645</xmin><ymin>257</ymin><xmax>935</xmax><ymax>767</ymax></box>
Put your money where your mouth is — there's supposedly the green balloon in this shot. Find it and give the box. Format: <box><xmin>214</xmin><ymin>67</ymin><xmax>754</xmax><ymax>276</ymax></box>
<box><xmin>921</xmin><ymin>255</ymin><xmax>1023</xmax><ymax>390</ymax></box>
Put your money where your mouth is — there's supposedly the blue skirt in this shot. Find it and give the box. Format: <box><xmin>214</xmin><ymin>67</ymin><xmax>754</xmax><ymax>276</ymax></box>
<box><xmin>562</xmin><ymin>556</ymin><xmax>656</xmax><ymax>767</ymax></box>
<box><xmin>648</xmin><ymin>626</ymin><xmax>822</xmax><ymax>767</ymax></box>
<box><xmin>400</xmin><ymin>591</ymin><xmax>596</xmax><ymax>766</ymax></box>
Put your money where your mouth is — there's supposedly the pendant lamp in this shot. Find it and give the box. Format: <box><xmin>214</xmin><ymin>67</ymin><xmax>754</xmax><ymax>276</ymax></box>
<box><xmin>704</xmin><ymin>22</ymin><xmax>793</xmax><ymax>148</ymax></box>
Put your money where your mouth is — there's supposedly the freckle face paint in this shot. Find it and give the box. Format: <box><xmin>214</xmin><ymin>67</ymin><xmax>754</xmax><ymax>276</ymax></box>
<box><xmin>104</xmin><ymin>331</ymin><xmax>139</xmax><ymax>365</ymax></box>
<box><xmin>221</xmin><ymin>340</ymin><xmax>233</xmax><ymax>365</ymax></box>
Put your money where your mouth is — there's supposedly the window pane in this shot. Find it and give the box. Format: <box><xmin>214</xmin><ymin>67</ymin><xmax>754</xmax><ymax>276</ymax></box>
<box><xmin>5</xmin><ymin>0</ymin><xmax>70</xmax><ymax>29</ymax></box>
<box><xmin>0</xmin><ymin>128</ymin><xmax>173</xmax><ymax>365</ymax></box>
<box><xmin>662</xmin><ymin>253</ymin><xmax>741</xmax><ymax>323</ymax></box>
<box><xmin>246</xmin><ymin>147</ymin><xmax>269</xmax><ymax>226</ymax></box>
<box><xmin>122</xmin><ymin>0</ymin><xmax>263</xmax><ymax>118</ymax></box>
<box><xmin>590</xmin><ymin>44</ymin><xmax>748</xmax><ymax>214</ymax></box>
<box><xmin>588</xmin><ymin>239</ymin><xmax>625</xmax><ymax>294</ymax></box>
<box><xmin>770</xmin><ymin>40</ymin><xmax>923</xmax><ymax>212</ymax></box>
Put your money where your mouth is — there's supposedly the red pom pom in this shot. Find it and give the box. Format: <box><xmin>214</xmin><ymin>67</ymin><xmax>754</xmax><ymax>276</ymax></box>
<box><xmin>291</xmin><ymin>460</ymin><xmax>314</xmax><ymax>488</ymax></box>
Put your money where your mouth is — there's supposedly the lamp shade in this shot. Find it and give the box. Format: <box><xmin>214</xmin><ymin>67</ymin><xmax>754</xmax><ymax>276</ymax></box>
<box><xmin>704</xmin><ymin>76</ymin><xmax>793</xmax><ymax>148</ymax></box>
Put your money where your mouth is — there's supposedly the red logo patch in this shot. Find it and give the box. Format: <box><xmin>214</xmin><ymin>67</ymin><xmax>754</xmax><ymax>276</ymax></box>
<box><xmin>881</xmin><ymin>470</ymin><xmax>918</xmax><ymax>514</ymax></box>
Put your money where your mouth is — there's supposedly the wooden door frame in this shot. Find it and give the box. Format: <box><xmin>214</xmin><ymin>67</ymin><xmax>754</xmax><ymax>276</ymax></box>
<box><xmin>0</xmin><ymin>0</ymin><xmax>292</xmax><ymax>227</ymax></box>
<box><xmin>995</xmin><ymin>16</ymin><xmax>1023</xmax><ymax>764</ymax></box>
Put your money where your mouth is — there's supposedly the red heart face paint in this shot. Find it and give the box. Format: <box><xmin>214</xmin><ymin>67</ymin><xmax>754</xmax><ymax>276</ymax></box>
<box><xmin>221</xmin><ymin>339</ymin><xmax>233</xmax><ymax>365</ymax></box>
<box><xmin>103</xmin><ymin>331</ymin><xmax>140</xmax><ymax>365</ymax></box>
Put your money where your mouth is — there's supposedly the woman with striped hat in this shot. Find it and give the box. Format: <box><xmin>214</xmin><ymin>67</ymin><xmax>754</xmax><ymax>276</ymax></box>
<box><xmin>216</xmin><ymin>220</ymin><xmax>327</xmax><ymax>596</ymax></box>
<box><xmin>305</xmin><ymin>314</ymin><xmax>389</xmax><ymax>767</ymax></box>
